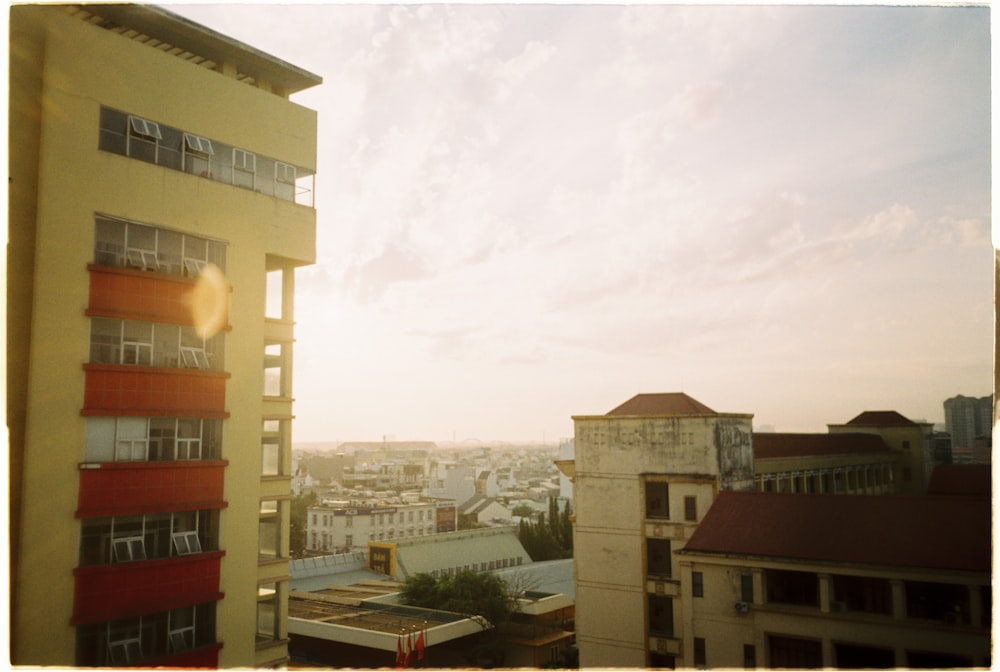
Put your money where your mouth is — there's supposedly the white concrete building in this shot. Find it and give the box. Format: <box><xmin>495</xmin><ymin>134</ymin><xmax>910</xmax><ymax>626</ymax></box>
<box><xmin>306</xmin><ymin>499</ymin><xmax>456</xmax><ymax>553</ymax></box>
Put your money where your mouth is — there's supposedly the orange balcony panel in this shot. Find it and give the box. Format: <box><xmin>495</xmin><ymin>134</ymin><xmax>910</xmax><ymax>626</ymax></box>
<box><xmin>73</xmin><ymin>551</ymin><xmax>224</xmax><ymax>624</ymax></box>
<box><xmin>82</xmin><ymin>365</ymin><xmax>229</xmax><ymax>417</ymax></box>
<box><xmin>88</xmin><ymin>265</ymin><xmax>229</xmax><ymax>327</ymax></box>
<box><xmin>77</xmin><ymin>461</ymin><xmax>228</xmax><ymax>517</ymax></box>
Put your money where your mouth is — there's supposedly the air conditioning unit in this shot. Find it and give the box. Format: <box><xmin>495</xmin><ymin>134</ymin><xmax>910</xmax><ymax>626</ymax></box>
<box><xmin>734</xmin><ymin>601</ymin><xmax>751</xmax><ymax>613</ymax></box>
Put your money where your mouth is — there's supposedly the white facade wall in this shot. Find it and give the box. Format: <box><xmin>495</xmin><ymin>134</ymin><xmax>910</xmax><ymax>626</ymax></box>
<box><xmin>306</xmin><ymin>502</ymin><xmax>440</xmax><ymax>552</ymax></box>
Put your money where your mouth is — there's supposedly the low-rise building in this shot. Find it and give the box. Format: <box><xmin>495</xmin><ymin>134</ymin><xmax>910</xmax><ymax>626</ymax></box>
<box><xmin>306</xmin><ymin>499</ymin><xmax>456</xmax><ymax>553</ymax></box>
<box><xmin>677</xmin><ymin>491</ymin><xmax>990</xmax><ymax>668</ymax></box>
<box><xmin>367</xmin><ymin>527</ymin><xmax>531</xmax><ymax>581</ymax></box>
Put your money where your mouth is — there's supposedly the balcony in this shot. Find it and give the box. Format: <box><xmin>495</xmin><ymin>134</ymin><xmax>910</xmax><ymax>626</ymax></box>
<box><xmin>88</xmin><ymin>264</ymin><xmax>223</xmax><ymax>326</ymax></box>
<box><xmin>83</xmin><ymin>364</ymin><xmax>229</xmax><ymax>417</ymax></box>
<box><xmin>77</xmin><ymin>460</ymin><xmax>227</xmax><ymax>517</ymax></box>
<box><xmin>73</xmin><ymin>550</ymin><xmax>224</xmax><ymax>624</ymax></box>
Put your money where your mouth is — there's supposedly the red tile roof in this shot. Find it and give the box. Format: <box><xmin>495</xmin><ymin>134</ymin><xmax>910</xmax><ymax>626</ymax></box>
<box><xmin>681</xmin><ymin>491</ymin><xmax>990</xmax><ymax>573</ymax></box>
<box><xmin>843</xmin><ymin>410</ymin><xmax>918</xmax><ymax>427</ymax></box>
<box><xmin>927</xmin><ymin>465</ymin><xmax>992</xmax><ymax>497</ymax></box>
<box><xmin>606</xmin><ymin>393</ymin><xmax>716</xmax><ymax>416</ymax></box>
<box><xmin>753</xmin><ymin>433</ymin><xmax>891</xmax><ymax>459</ymax></box>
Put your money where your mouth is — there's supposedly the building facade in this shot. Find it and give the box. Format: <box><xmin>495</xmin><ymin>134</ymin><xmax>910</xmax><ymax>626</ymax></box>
<box><xmin>677</xmin><ymin>492</ymin><xmax>990</xmax><ymax>668</ymax></box>
<box><xmin>567</xmin><ymin>393</ymin><xmax>989</xmax><ymax>669</ymax></box>
<box><xmin>306</xmin><ymin>499</ymin><xmax>457</xmax><ymax>553</ymax></box>
<box><xmin>571</xmin><ymin>393</ymin><xmax>755</xmax><ymax>668</ymax></box>
<box><xmin>8</xmin><ymin>5</ymin><xmax>320</xmax><ymax>666</ymax></box>
<box><xmin>943</xmin><ymin>394</ymin><xmax>993</xmax><ymax>451</ymax></box>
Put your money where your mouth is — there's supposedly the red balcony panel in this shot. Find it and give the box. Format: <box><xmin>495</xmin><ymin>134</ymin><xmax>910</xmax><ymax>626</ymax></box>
<box><xmin>82</xmin><ymin>365</ymin><xmax>229</xmax><ymax>417</ymax></box>
<box><xmin>77</xmin><ymin>461</ymin><xmax>228</xmax><ymax>517</ymax></box>
<box><xmin>73</xmin><ymin>551</ymin><xmax>224</xmax><ymax>624</ymax></box>
<box><xmin>88</xmin><ymin>265</ymin><xmax>228</xmax><ymax>327</ymax></box>
<box><xmin>147</xmin><ymin>642</ymin><xmax>223</xmax><ymax>668</ymax></box>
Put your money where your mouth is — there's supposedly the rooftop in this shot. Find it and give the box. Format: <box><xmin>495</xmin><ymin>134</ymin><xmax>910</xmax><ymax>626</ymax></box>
<box><xmin>842</xmin><ymin>410</ymin><xmax>919</xmax><ymax>427</ymax></box>
<box><xmin>753</xmin><ymin>433</ymin><xmax>891</xmax><ymax>460</ymax></box>
<box><xmin>605</xmin><ymin>392</ymin><xmax>717</xmax><ymax>417</ymax></box>
<box><xmin>927</xmin><ymin>464</ymin><xmax>992</xmax><ymax>497</ymax></box>
<box><xmin>681</xmin><ymin>491</ymin><xmax>990</xmax><ymax>573</ymax></box>
<box><xmin>66</xmin><ymin>4</ymin><xmax>322</xmax><ymax>94</ymax></box>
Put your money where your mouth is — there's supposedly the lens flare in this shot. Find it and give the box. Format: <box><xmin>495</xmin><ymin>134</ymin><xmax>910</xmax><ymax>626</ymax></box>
<box><xmin>188</xmin><ymin>263</ymin><xmax>228</xmax><ymax>338</ymax></box>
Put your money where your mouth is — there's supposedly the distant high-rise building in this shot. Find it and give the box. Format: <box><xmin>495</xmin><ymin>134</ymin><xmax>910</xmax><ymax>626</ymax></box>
<box><xmin>9</xmin><ymin>5</ymin><xmax>320</xmax><ymax>666</ymax></box>
<box><xmin>943</xmin><ymin>395</ymin><xmax>993</xmax><ymax>450</ymax></box>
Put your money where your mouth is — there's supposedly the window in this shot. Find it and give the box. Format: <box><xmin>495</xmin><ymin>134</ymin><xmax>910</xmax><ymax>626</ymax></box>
<box><xmin>684</xmin><ymin>496</ymin><xmax>697</xmax><ymax>522</ymax></box>
<box><xmin>76</xmin><ymin>603</ymin><xmax>215</xmax><ymax>667</ymax></box>
<box><xmin>832</xmin><ymin>574</ymin><xmax>891</xmax><ymax>615</ymax></box>
<box><xmin>85</xmin><ymin>417</ymin><xmax>221</xmax><ymax>463</ymax></box>
<box><xmin>768</xmin><ymin>635</ymin><xmax>822</xmax><ymax>669</ymax></box>
<box><xmin>645</xmin><ymin>481</ymin><xmax>669</xmax><ymax>519</ymax></box>
<box><xmin>98</xmin><ymin>107</ymin><xmax>314</xmax><ymax>206</ymax></box>
<box><xmin>89</xmin><ymin>318</ymin><xmax>224</xmax><ymax>371</ymax></box>
<box><xmin>94</xmin><ymin>215</ymin><xmax>227</xmax><ymax>277</ymax></box>
<box><xmin>693</xmin><ymin>637</ymin><xmax>706</xmax><ymax>667</ymax></box>
<box><xmin>256</xmin><ymin>584</ymin><xmax>280</xmax><ymax>644</ymax></box>
<box><xmin>743</xmin><ymin>644</ymin><xmax>756</xmax><ymax>669</ymax></box>
<box><xmin>903</xmin><ymin>467</ymin><xmax>912</xmax><ymax>482</ymax></box>
<box><xmin>692</xmin><ymin>571</ymin><xmax>704</xmax><ymax>597</ymax></box>
<box><xmin>741</xmin><ymin>574</ymin><xmax>754</xmax><ymax>603</ymax></box>
<box><xmin>259</xmin><ymin>501</ymin><xmax>282</xmax><ymax>560</ymax></box>
<box><xmin>647</xmin><ymin>538</ymin><xmax>672</xmax><ymax>578</ymax></box>
<box><xmin>648</xmin><ymin>595</ymin><xmax>673</xmax><ymax>637</ymax></box>
<box><xmin>80</xmin><ymin>511</ymin><xmax>217</xmax><ymax>566</ymax></box>
<box><xmin>233</xmin><ymin>148</ymin><xmax>256</xmax><ymax>189</ymax></box>
<box><xmin>905</xmin><ymin>581</ymin><xmax>970</xmax><ymax>624</ymax></box>
<box><xmin>765</xmin><ymin>569</ymin><xmax>819</xmax><ymax>607</ymax></box>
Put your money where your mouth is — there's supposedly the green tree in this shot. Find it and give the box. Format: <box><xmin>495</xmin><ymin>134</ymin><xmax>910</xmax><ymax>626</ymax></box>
<box><xmin>517</xmin><ymin>498</ymin><xmax>573</xmax><ymax>561</ymax></box>
<box><xmin>399</xmin><ymin>570</ymin><xmax>511</xmax><ymax>630</ymax></box>
<box><xmin>511</xmin><ymin>503</ymin><xmax>535</xmax><ymax>518</ymax></box>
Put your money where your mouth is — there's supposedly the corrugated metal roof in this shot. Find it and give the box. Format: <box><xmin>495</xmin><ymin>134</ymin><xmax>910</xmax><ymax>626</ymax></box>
<box><xmin>753</xmin><ymin>433</ymin><xmax>891</xmax><ymax>459</ymax></box>
<box><xmin>681</xmin><ymin>491</ymin><xmax>990</xmax><ymax>573</ymax></box>
<box><xmin>606</xmin><ymin>393</ymin><xmax>717</xmax><ymax>416</ymax></box>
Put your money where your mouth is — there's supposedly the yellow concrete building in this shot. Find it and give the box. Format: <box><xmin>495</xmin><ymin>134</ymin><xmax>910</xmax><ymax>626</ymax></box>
<box><xmin>571</xmin><ymin>393</ymin><xmax>755</xmax><ymax>668</ymax></box>
<box><xmin>567</xmin><ymin>393</ymin><xmax>989</xmax><ymax>668</ymax></box>
<box><xmin>8</xmin><ymin>5</ymin><xmax>320</xmax><ymax>666</ymax></box>
<box><xmin>677</xmin><ymin>492</ymin><xmax>990</xmax><ymax>668</ymax></box>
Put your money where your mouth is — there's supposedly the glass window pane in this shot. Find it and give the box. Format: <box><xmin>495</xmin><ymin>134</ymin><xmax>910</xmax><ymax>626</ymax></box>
<box><xmin>84</xmin><ymin>417</ymin><xmax>116</xmax><ymax>462</ymax></box>
<box><xmin>95</xmin><ymin>217</ymin><xmax>126</xmax><ymax>267</ymax></box>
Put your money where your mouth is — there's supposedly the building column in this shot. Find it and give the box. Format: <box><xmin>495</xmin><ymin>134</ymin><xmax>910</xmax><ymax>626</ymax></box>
<box><xmin>818</xmin><ymin>574</ymin><xmax>832</xmax><ymax>613</ymax></box>
<box><xmin>891</xmin><ymin>579</ymin><xmax>906</xmax><ymax>621</ymax></box>
<box><xmin>968</xmin><ymin>584</ymin><xmax>982</xmax><ymax>628</ymax></box>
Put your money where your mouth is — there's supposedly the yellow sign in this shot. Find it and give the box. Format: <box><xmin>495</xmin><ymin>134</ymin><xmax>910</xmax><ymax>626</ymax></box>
<box><xmin>368</xmin><ymin>542</ymin><xmax>396</xmax><ymax>577</ymax></box>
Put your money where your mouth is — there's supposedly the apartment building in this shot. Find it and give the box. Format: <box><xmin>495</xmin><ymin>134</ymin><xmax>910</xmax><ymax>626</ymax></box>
<box><xmin>306</xmin><ymin>499</ymin><xmax>457</xmax><ymax>553</ymax></box>
<box><xmin>8</xmin><ymin>5</ymin><xmax>320</xmax><ymax>667</ymax></box>
<box><xmin>677</xmin><ymin>492</ymin><xmax>990</xmax><ymax>668</ymax></box>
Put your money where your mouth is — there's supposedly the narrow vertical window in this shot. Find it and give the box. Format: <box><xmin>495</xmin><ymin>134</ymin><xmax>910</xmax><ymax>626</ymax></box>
<box><xmin>743</xmin><ymin>644</ymin><xmax>756</xmax><ymax>669</ymax></box>
<box><xmin>741</xmin><ymin>574</ymin><xmax>754</xmax><ymax>603</ymax></box>
<box><xmin>645</xmin><ymin>481</ymin><xmax>669</xmax><ymax>519</ymax></box>
<box><xmin>692</xmin><ymin>571</ymin><xmax>704</xmax><ymax>597</ymax></box>
<box><xmin>693</xmin><ymin>637</ymin><xmax>706</xmax><ymax>667</ymax></box>
<box><xmin>684</xmin><ymin>495</ymin><xmax>697</xmax><ymax>521</ymax></box>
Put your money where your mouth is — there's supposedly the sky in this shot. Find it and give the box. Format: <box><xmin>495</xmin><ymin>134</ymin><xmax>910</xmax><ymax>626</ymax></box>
<box><xmin>172</xmin><ymin>3</ymin><xmax>993</xmax><ymax>444</ymax></box>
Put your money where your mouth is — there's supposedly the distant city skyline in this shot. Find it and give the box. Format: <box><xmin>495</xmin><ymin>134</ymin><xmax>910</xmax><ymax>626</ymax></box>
<box><xmin>174</xmin><ymin>3</ymin><xmax>993</xmax><ymax>443</ymax></box>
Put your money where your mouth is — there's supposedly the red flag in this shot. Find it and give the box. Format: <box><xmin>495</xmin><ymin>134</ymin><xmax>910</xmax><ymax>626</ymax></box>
<box><xmin>395</xmin><ymin>634</ymin><xmax>405</xmax><ymax>668</ymax></box>
<box><xmin>416</xmin><ymin>629</ymin><xmax>425</xmax><ymax>661</ymax></box>
<box><xmin>405</xmin><ymin>631</ymin><xmax>413</xmax><ymax>667</ymax></box>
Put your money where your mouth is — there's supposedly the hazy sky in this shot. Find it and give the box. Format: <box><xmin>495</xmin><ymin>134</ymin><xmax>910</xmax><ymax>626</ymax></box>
<box><xmin>174</xmin><ymin>3</ymin><xmax>992</xmax><ymax>444</ymax></box>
